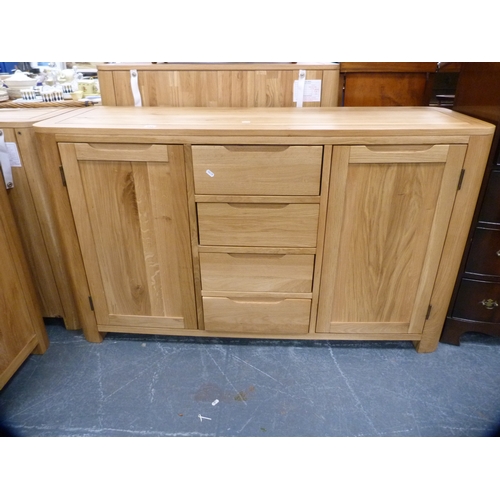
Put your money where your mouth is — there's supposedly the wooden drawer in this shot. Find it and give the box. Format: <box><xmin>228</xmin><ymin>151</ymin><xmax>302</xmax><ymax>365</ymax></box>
<box><xmin>200</xmin><ymin>253</ymin><xmax>314</xmax><ymax>293</ymax></box>
<box><xmin>465</xmin><ymin>228</ymin><xmax>500</xmax><ymax>276</ymax></box>
<box><xmin>192</xmin><ymin>145</ymin><xmax>323</xmax><ymax>195</ymax></box>
<box><xmin>452</xmin><ymin>279</ymin><xmax>500</xmax><ymax>323</ymax></box>
<box><xmin>478</xmin><ymin>170</ymin><xmax>500</xmax><ymax>224</ymax></box>
<box><xmin>197</xmin><ymin>203</ymin><xmax>319</xmax><ymax>247</ymax></box>
<box><xmin>203</xmin><ymin>296</ymin><xmax>311</xmax><ymax>334</ymax></box>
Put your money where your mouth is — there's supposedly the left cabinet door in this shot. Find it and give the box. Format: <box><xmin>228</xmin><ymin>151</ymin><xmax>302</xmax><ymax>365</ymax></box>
<box><xmin>0</xmin><ymin>172</ymin><xmax>48</xmax><ymax>390</ymax></box>
<box><xmin>58</xmin><ymin>143</ymin><xmax>197</xmax><ymax>334</ymax></box>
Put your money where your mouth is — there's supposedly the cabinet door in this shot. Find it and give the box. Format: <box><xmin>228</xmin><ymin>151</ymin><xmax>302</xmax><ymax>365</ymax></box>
<box><xmin>317</xmin><ymin>144</ymin><xmax>466</xmax><ymax>335</ymax></box>
<box><xmin>58</xmin><ymin>143</ymin><xmax>197</xmax><ymax>332</ymax></box>
<box><xmin>0</xmin><ymin>175</ymin><xmax>48</xmax><ymax>390</ymax></box>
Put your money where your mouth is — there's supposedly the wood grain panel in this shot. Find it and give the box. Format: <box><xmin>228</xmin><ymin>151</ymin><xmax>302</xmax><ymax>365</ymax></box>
<box><xmin>343</xmin><ymin>73</ymin><xmax>433</xmax><ymax>107</ymax></box>
<box><xmin>61</xmin><ymin>144</ymin><xmax>197</xmax><ymax>331</ymax></box>
<box><xmin>0</xmin><ymin>169</ymin><xmax>48</xmax><ymax>389</ymax></box>
<box><xmin>74</xmin><ymin>143</ymin><xmax>169</xmax><ymax>162</ymax></box>
<box><xmin>203</xmin><ymin>296</ymin><xmax>311</xmax><ymax>334</ymax></box>
<box><xmin>100</xmin><ymin>66</ymin><xmax>337</xmax><ymax>107</ymax></box>
<box><xmin>331</xmin><ymin>162</ymin><xmax>443</xmax><ymax>323</ymax></box>
<box><xmin>192</xmin><ymin>145</ymin><xmax>322</xmax><ymax>195</ymax></box>
<box><xmin>197</xmin><ymin>203</ymin><xmax>320</xmax><ymax>247</ymax></box>
<box><xmin>349</xmin><ymin>144</ymin><xmax>449</xmax><ymax>163</ymax></box>
<box><xmin>200</xmin><ymin>253</ymin><xmax>314</xmax><ymax>293</ymax></box>
<box><xmin>4</xmin><ymin>128</ymin><xmax>62</xmax><ymax>318</ymax></box>
<box><xmin>318</xmin><ymin>144</ymin><xmax>466</xmax><ymax>335</ymax></box>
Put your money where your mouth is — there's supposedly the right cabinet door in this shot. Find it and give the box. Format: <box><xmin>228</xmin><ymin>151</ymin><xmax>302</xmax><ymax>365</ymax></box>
<box><xmin>317</xmin><ymin>143</ymin><xmax>467</xmax><ymax>335</ymax></box>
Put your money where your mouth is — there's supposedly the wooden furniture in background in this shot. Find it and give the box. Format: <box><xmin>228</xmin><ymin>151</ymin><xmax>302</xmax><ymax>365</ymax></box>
<box><xmin>97</xmin><ymin>63</ymin><xmax>339</xmax><ymax>107</ymax></box>
<box><xmin>339</xmin><ymin>63</ymin><xmax>437</xmax><ymax>106</ymax></box>
<box><xmin>0</xmin><ymin>164</ymin><xmax>48</xmax><ymax>390</ymax></box>
<box><xmin>441</xmin><ymin>62</ymin><xmax>500</xmax><ymax>345</ymax></box>
<box><xmin>33</xmin><ymin>106</ymin><xmax>494</xmax><ymax>353</ymax></box>
<box><xmin>0</xmin><ymin>109</ymin><xmax>80</xmax><ymax>329</ymax></box>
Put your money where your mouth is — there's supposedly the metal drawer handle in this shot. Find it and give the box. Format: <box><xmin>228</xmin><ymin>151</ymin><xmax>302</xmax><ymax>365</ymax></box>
<box><xmin>480</xmin><ymin>299</ymin><xmax>499</xmax><ymax>310</ymax></box>
<box><xmin>496</xmin><ymin>250</ymin><xmax>500</xmax><ymax>257</ymax></box>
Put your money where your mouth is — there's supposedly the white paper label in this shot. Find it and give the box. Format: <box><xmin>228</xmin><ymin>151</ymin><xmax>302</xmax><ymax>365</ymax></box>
<box><xmin>0</xmin><ymin>131</ymin><xmax>14</xmax><ymax>188</ymax></box>
<box><xmin>6</xmin><ymin>143</ymin><xmax>22</xmax><ymax>167</ymax></box>
<box><xmin>293</xmin><ymin>79</ymin><xmax>322</xmax><ymax>103</ymax></box>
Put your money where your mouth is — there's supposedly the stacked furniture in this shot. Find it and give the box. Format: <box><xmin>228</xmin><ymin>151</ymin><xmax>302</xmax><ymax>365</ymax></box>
<box><xmin>441</xmin><ymin>63</ymin><xmax>500</xmax><ymax>345</ymax></box>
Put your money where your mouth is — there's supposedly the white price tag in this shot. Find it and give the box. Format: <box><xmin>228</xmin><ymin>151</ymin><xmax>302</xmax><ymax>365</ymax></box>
<box><xmin>293</xmin><ymin>79</ymin><xmax>322</xmax><ymax>103</ymax></box>
<box><xmin>6</xmin><ymin>143</ymin><xmax>22</xmax><ymax>167</ymax></box>
<box><xmin>0</xmin><ymin>130</ymin><xmax>14</xmax><ymax>188</ymax></box>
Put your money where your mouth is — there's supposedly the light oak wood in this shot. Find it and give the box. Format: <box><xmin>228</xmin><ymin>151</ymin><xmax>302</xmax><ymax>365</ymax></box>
<box><xmin>417</xmin><ymin>134</ymin><xmax>494</xmax><ymax>352</ymax></box>
<box><xmin>316</xmin><ymin>143</ymin><xmax>467</xmax><ymax>335</ymax></box>
<box><xmin>59</xmin><ymin>143</ymin><xmax>197</xmax><ymax>332</ymax></box>
<box><xmin>309</xmin><ymin>145</ymin><xmax>333</xmax><ymax>333</ymax></box>
<box><xmin>0</xmin><ymin>169</ymin><xmax>48</xmax><ymax>389</ymax></box>
<box><xmin>201</xmin><ymin>291</ymin><xmax>312</xmax><ymax>299</ymax></box>
<box><xmin>4</xmin><ymin>127</ymin><xmax>61</xmax><ymax>318</ymax></box>
<box><xmin>33</xmin><ymin>106</ymin><xmax>495</xmax><ymax>351</ymax></box>
<box><xmin>74</xmin><ymin>143</ymin><xmax>170</xmax><ymax>162</ymax></box>
<box><xmin>183</xmin><ymin>144</ymin><xmax>205</xmax><ymax>330</ymax></box>
<box><xmin>0</xmin><ymin>109</ymin><xmax>79</xmax><ymax>327</ymax></box>
<box><xmin>203</xmin><ymin>296</ymin><xmax>312</xmax><ymax>334</ymax></box>
<box><xmin>95</xmin><ymin>325</ymin><xmax>422</xmax><ymax>341</ymax></box>
<box><xmin>97</xmin><ymin>63</ymin><xmax>340</xmax><ymax>108</ymax></box>
<box><xmin>35</xmin><ymin>133</ymin><xmax>102</xmax><ymax>341</ymax></box>
<box><xmin>192</xmin><ymin>145</ymin><xmax>323</xmax><ymax>195</ymax></box>
<box><xmin>51</xmin><ymin>132</ymin><xmax>474</xmax><ymax>146</ymax></box>
<box><xmin>200</xmin><ymin>253</ymin><xmax>314</xmax><ymax>293</ymax></box>
<box><xmin>197</xmin><ymin>202</ymin><xmax>320</xmax><ymax>247</ymax></box>
<box><xmin>194</xmin><ymin>195</ymin><xmax>320</xmax><ymax>204</ymax></box>
<box><xmin>199</xmin><ymin>246</ymin><xmax>316</xmax><ymax>254</ymax></box>
<box><xmin>349</xmin><ymin>144</ymin><xmax>450</xmax><ymax>163</ymax></box>
<box><xmin>33</xmin><ymin>107</ymin><xmax>494</xmax><ymax>139</ymax></box>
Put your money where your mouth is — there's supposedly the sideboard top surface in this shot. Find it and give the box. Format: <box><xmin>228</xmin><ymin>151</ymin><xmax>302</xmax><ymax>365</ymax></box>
<box><xmin>33</xmin><ymin>106</ymin><xmax>496</xmax><ymax>138</ymax></box>
<box><xmin>0</xmin><ymin>108</ymin><xmax>74</xmax><ymax>128</ymax></box>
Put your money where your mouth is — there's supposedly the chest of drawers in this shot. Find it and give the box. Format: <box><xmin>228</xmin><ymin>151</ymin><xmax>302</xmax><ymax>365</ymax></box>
<box><xmin>193</xmin><ymin>144</ymin><xmax>325</xmax><ymax>334</ymax></box>
<box><xmin>440</xmin><ymin>63</ymin><xmax>500</xmax><ymax>345</ymax></box>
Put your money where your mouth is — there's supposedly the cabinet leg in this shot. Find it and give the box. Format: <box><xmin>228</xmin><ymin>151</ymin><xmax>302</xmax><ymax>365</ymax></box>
<box><xmin>439</xmin><ymin>323</ymin><xmax>462</xmax><ymax>346</ymax></box>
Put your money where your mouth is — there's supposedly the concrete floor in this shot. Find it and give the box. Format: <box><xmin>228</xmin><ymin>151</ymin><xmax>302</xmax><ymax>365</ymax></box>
<box><xmin>1</xmin><ymin>319</ymin><xmax>500</xmax><ymax>437</ymax></box>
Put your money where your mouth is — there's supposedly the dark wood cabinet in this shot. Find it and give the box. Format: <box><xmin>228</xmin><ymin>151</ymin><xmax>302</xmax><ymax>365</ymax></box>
<box><xmin>441</xmin><ymin>62</ymin><xmax>500</xmax><ymax>345</ymax></box>
<box><xmin>339</xmin><ymin>63</ymin><xmax>437</xmax><ymax>106</ymax></box>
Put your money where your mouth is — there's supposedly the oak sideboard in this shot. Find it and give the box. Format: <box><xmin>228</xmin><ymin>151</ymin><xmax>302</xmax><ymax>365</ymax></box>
<box><xmin>33</xmin><ymin>106</ymin><xmax>495</xmax><ymax>352</ymax></box>
<box><xmin>96</xmin><ymin>63</ymin><xmax>340</xmax><ymax>108</ymax></box>
<box><xmin>0</xmin><ymin>108</ymin><xmax>80</xmax><ymax>329</ymax></box>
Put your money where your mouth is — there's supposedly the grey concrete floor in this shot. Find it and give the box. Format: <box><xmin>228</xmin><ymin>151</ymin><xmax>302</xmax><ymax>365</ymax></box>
<box><xmin>1</xmin><ymin>319</ymin><xmax>500</xmax><ymax>437</ymax></box>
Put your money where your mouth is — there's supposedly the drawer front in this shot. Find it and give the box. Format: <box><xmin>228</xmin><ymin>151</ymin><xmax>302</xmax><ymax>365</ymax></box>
<box><xmin>200</xmin><ymin>253</ymin><xmax>314</xmax><ymax>293</ymax></box>
<box><xmin>197</xmin><ymin>203</ymin><xmax>320</xmax><ymax>247</ymax></box>
<box><xmin>203</xmin><ymin>296</ymin><xmax>311</xmax><ymax>334</ymax></box>
<box><xmin>478</xmin><ymin>170</ymin><xmax>500</xmax><ymax>224</ymax></box>
<box><xmin>192</xmin><ymin>145</ymin><xmax>323</xmax><ymax>195</ymax></box>
<box><xmin>452</xmin><ymin>279</ymin><xmax>500</xmax><ymax>323</ymax></box>
<box><xmin>465</xmin><ymin>227</ymin><xmax>500</xmax><ymax>276</ymax></box>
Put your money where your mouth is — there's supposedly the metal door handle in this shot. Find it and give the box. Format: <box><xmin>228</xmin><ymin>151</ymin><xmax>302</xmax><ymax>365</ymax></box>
<box><xmin>480</xmin><ymin>299</ymin><xmax>499</xmax><ymax>310</ymax></box>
